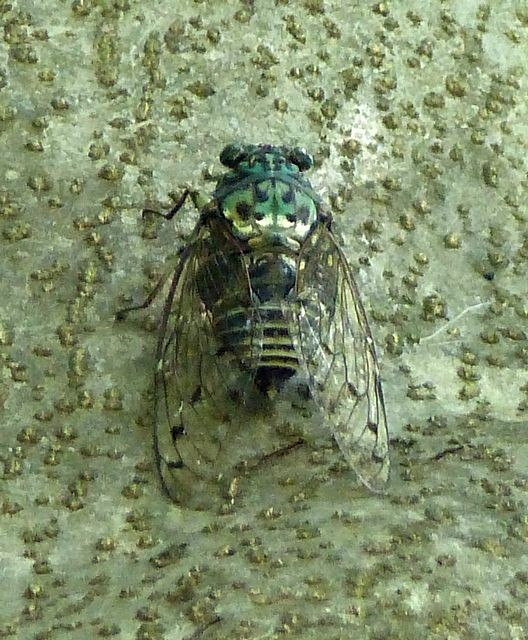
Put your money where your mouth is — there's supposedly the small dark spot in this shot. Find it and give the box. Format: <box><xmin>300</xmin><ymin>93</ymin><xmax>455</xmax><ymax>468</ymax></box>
<box><xmin>286</xmin><ymin>211</ymin><xmax>296</xmax><ymax>222</ymax></box>
<box><xmin>282</xmin><ymin>188</ymin><xmax>294</xmax><ymax>204</ymax></box>
<box><xmin>255</xmin><ymin>185</ymin><xmax>269</xmax><ymax>202</ymax></box>
<box><xmin>367</xmin><ymin>421</ymin><xmax>378</xmax><ymax>434</ymax></box>
<box><xmin>255</xmin><ymin>210</ymin><xmax>265</xmax><ymax>221</ymax></box>
<box><xmin>168</xmin><ymin>459</ymin><xmax>184</xmax><ymax>469</ymax></box>
<box><xmin>346</xmin><ymin>382</ymin><xmax>359</xmax><ymax>397</ymax></box>
<box><xmin>171</xmin><ymin>425</ymin><xmax>185</xmax><ymax>441</ymax></box>
<box><xmin>297</xmin><ymin>205</ymin><xmax>311</xmax><ymax>224</ymax></box>
<box><xmin>483</xmin><ymin>271</ymin><xmax>495</xmax><ymax>281</ymax></box>
<box><xmin>191</xmin><ymin>386</ymin><xmax>202</xmax><ymax>404</ymax></box>
<box><xmin>236</xmin><ymin>201</ymin><xmax>252</xmax><ymax>220</ymax></box>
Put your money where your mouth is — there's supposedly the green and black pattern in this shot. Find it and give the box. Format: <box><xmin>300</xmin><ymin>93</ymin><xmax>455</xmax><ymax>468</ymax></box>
<box><xmin>124</xmin><ymin>143</ymin><xmax>390</xmax><ymax>502</ymax></box>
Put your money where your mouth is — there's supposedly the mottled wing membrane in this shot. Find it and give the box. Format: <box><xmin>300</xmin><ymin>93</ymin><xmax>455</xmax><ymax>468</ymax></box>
<box><xmin>153</xmin><ymin>217</ymin><xmax>291</xmax><ymax>503</ymax></box>
<box><xmin>154</xmin><ymin>221</ymin><xmax>247</xmax><ymax>500</ymax></box>
<box><xmin>293</xmin><ymin>220</ymin><xmax>389</xmax><ymax>491</ymax></box>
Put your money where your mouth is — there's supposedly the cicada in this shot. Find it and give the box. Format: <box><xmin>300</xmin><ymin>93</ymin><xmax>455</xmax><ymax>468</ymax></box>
<box><xmin>119</xmin><ymin>143</ymin><xmax>389</xmax><ymax>503</ymax></box>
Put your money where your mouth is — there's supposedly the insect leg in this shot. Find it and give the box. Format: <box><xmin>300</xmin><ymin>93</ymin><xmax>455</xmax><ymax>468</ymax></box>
<box><xmin>115</xmin><ymin>268</ymin><xmax>174</xmax><ymax>321</ymax></box>
<box><xmin>143</xmin><ymin>188</ymin><xmax>192</xmax><ymax>221</ymax></box>
<box><xmin>116</xmin><ymin>189</ymin><xmax>202</xmax><ymax>320</ymax></box>
<box><xmin>143</xmin><ymin>188</ymin><xmax>208</xmax><ymax>221</ymax></box>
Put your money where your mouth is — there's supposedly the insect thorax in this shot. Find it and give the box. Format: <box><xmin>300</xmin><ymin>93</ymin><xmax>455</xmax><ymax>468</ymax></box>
<box><xmin>214</xmin><ymin>151</ymin><xmax>320</xmax><ymax>251</ymax></box>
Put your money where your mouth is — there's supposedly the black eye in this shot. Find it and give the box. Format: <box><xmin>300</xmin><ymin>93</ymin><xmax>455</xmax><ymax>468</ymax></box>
<box><xmin>287</xmin><ymin>147</ymin><xmax>313</xmax><ymax>171</ymax></box>
<box><xmin>220</xmin><ymin>143</ymin><xmax>248</xmax><ymax>168</ymax></box>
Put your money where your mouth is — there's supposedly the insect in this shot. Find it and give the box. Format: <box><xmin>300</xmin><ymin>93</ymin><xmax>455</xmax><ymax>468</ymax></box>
<box><xmin>118</xmin><ymin>143</ymin><xmax>389</xmax><ymax>503</ymax></box>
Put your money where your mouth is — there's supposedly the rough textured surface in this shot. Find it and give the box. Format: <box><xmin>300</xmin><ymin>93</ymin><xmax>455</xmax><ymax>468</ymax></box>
<box><xmin>1</xmin><ymin>1</ymin><xmax>527</xmax><ymax>639</ymax></box>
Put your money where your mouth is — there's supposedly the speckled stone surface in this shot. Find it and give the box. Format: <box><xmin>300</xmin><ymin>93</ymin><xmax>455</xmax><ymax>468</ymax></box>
<box><xmin>1</xmin><ymin>1</ymin><xmax>527</xmax><ymax>639</ymax></box>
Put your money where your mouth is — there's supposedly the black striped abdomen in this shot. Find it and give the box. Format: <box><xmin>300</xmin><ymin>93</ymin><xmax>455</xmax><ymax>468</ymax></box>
<box><xmin>216</xmin><ymin>303</ymin><xmax>298</xmax><ymax>371</ymax></box>
<box><xmin>199</xmin><ymin>251</ymin><xmax>299</xmax><ymax>390</ymax></box>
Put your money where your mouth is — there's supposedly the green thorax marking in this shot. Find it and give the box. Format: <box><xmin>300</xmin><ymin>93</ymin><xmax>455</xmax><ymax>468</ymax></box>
<box><xmin>213</xmin><ymin>145</ymin><xmax>320</xmax><ymax>250</ymax></box>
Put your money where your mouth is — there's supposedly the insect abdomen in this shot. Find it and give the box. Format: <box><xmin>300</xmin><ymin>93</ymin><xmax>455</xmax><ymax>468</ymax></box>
<box><xmin>217</xmin><ymin>305</ymin><xmax>298</xmax><ymax>370</ymax></box>
<box><xmin>209</xmin><ymin>252</ymin><xmax>299</xmax><ymax>388</ymax></box>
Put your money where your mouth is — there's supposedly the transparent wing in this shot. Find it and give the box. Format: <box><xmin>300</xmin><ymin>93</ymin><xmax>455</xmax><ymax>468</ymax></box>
<box><xmin>293</xmin><ymin>219</ymin><xmax>389</xmax><ymax>492</ymax></box>
<box><xmin>153</xmin><ymin>215</ymin><xmax>299</xmax><ymax>505</ymax></box>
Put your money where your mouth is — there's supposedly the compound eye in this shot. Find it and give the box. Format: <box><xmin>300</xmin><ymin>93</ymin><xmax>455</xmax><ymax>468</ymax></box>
<box><xmin>288</xmin><ymin>147</ymin><xmax>313</xmax><ymax>171</ymax></box>
<box><xmin>220</xmin><ymin>143</ymin><xmax>248</xmax><ymax>168</ymax></box>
